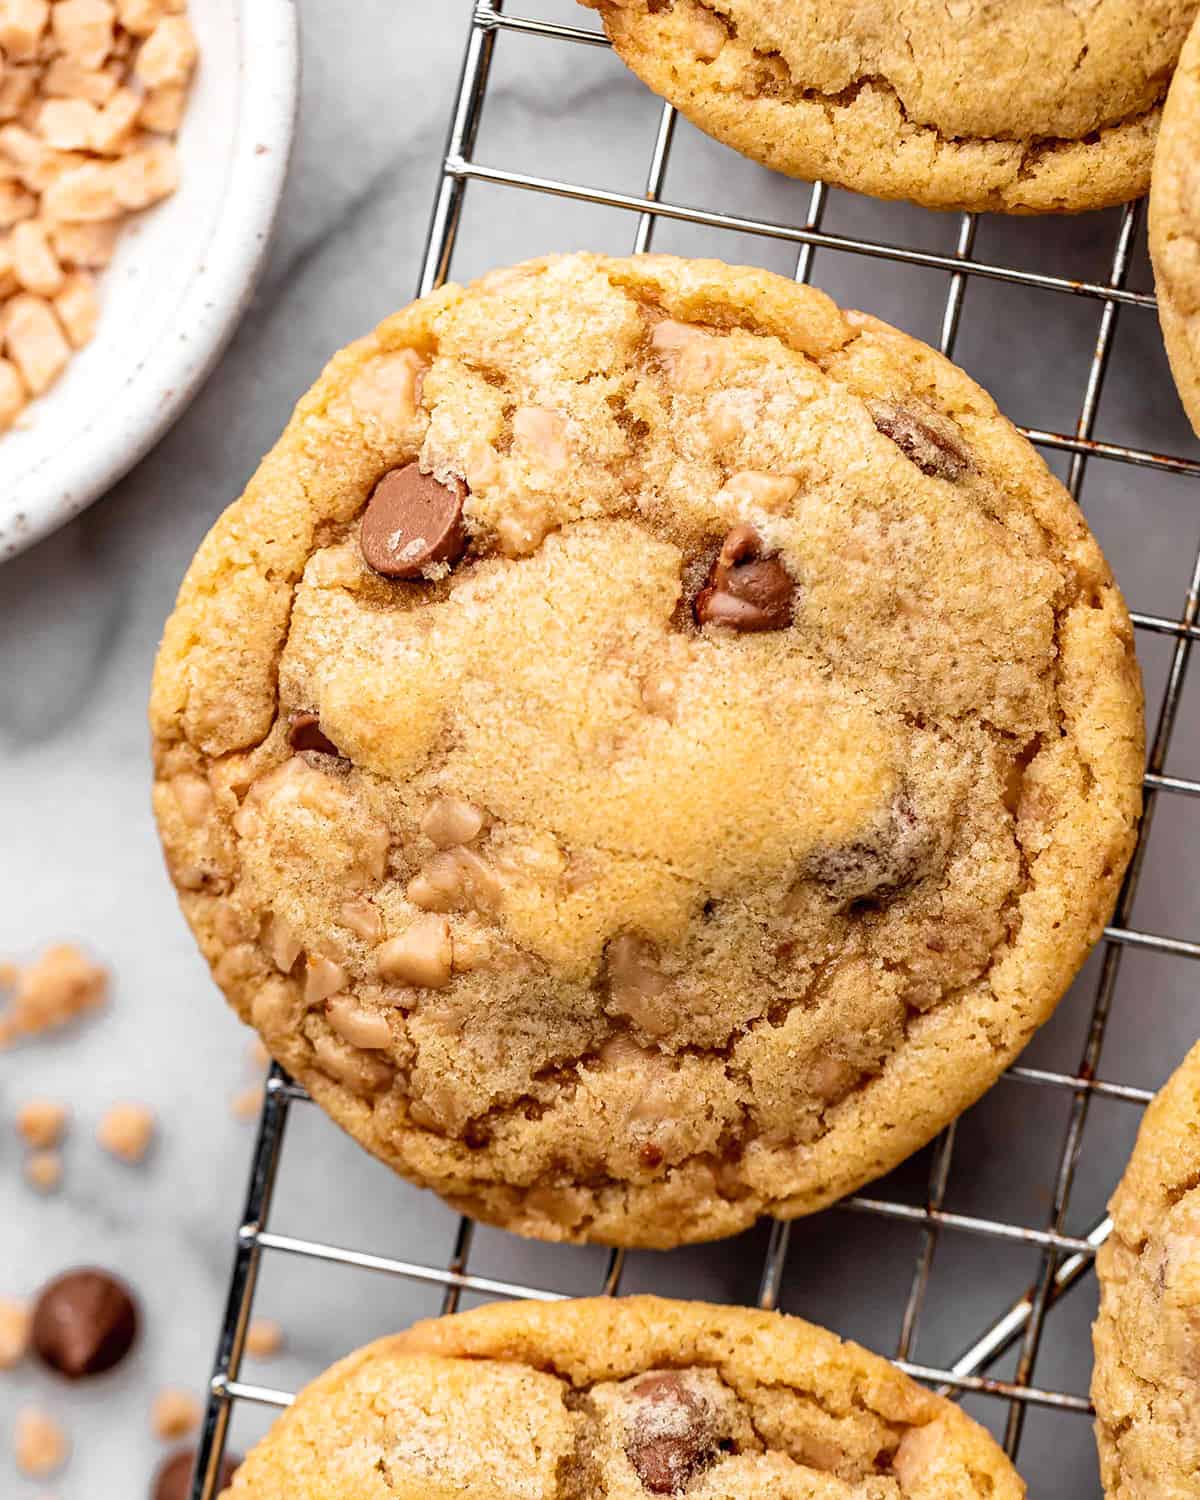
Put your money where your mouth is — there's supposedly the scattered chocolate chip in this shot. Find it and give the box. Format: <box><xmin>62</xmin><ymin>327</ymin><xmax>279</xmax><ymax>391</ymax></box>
<box><xmin>625</xmin><ymin>1372</ymin><xmax>717</xmax><ymax>1494</ymax></box>
<box><xmin>805</xmin><ymin>791</ymin><xmax>934</xmax><ymax>907</ymax></box>
<box><xmin>31</xmin><ymin>1268</ymin><xmax>139</xmax><ymax>1379</ymax></box>
<box><xmin>152</xmin><ymin>1448</ymin><xmax>241</xmax><ymax>1500</ymax></box>
<box><xmin>360</xmin><ymin>463</ymin><xmax>467</xmax><ymax>579</ymax></box>
<box><xmin>867</xmin><ymin>399</ymin><xmax>970</xmax><ymax>480</ymax></box>
<box><xmin>694</xmin><ymin>525</ymin><xmax>793</xmax><ymax>632</ymax></box>
<box><xmin>288</xmin><ymin>712</ymin><xmax>339</xmax><ymax>756</ymax></box>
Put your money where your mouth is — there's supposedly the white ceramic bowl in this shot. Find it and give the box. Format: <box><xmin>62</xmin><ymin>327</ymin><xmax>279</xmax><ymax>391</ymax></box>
<box><xmin>0</xmin><ymin>0</ymin><xmax>299</xmax><ymax>560</ymax></box>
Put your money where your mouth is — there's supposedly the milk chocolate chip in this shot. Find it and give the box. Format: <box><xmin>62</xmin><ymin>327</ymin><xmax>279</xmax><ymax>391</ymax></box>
<box><xmin>360</xmin><ymin>463</ymin><xmax>467</xmax><ymax>578</ymax></box>
<box><xmin>805</xmin><ymin>791</ymin><xmax>934</xmax><ymax>906</ymax></box>
<box><xmin>288</xmin><ymin>713</ymin><xmax>339</xmax><ymax>756</ymax></box>
<box><xmin>868</xmin><ymin>399</ymin><xmax>969</xmax><ymax>481</ymax></box>
<box><xmin>152</xmin><ymin>1448</ymin><xmax>241</xmax><ymax>1500</ymax></box>
<box><xmin>31</xmin><ymin>1268</ymin><xmax>139</xmax><ymax>1378</ymax></box>
<box><xmin>694</xmin><ymin>525</ymin><xmax>793</xmax><ymax>632</ymax></box>
<box><xmin>625</xmin><ymin>1372</ymin><xmax>717</xmax><ymax>1493</ymax></box>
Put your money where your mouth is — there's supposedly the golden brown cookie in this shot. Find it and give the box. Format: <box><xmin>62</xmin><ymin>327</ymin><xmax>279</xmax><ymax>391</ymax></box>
<box><xmin>150</xmin><ymin>252</ymin><xmax>1144</xmax><ymax>1248</ymax></box>
<box><xmin>1093</xmin><ymin>1042</ymin><xmax>1200</xmax><ymax>1499</ymax></box>
<box><xmin>1151</xmin><ymin>10</ymin><xmax>1200</xmax><ymax>437</ymax></box>
<box><xmin>222</xmin><ymin>1296</ymin><xmax>1027</xmax><ymax>1499</ymax></box>
<box><xmin>581</xmin><ymin>0</ymin><xmax>1198</xmax><ymax>213</ymax></box>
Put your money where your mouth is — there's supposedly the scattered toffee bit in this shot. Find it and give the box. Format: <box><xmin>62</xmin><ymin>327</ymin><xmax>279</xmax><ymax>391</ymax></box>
<box><xmin>153</xmin><ymin>1448</ymin><xmax>241</xmax><ymax>1500</ymax></box>
<box><xmin>867</xmin><ymin>399</ymin><xmax>970</xmax><ymax>481</ymax></box>
<box><xmin>31</xmin><ymin>1268</ymin><xmax>139</xmax><ymax>1379</ymax></box>
<box><xmin>244</xmin><ymin>1318</ymin><xmax>284</xmax><ymax>1360</ymax></box>
<box><xmin>25</xmin><ymin>1150</ymin><xmax>63</xmax><ymax>1193</ymax></box>
<box><xmin>288</xmin><ymin>712</ymin><xmax>340</xmax><ymax>757</ymax></box>
<box><xmin>0</xmin><ymin>1297</ymin><xmax>31</xmax><ymax>1368</ymax></box>
<box><xmin>360</xmin><ymin>462</ymin><xmax>468</xmax><ymax>578</ymax></box>
<box><xmin>694</xmin><ymin>525</ymin><xmax>794</xmax><ymax>633</ymax></box>
<box><xmin>625</xmin><ymin>1372</ymin><xmax>718</xmax><ymax>1494</ymax></box>
<box><xmin>151</xmin><ymin>1387</ymin><xmax>202</xmax><ymax>1442</ymax></box>
<box><xmin>97</xmin><ymin>1101</ymin><xmax>157</xmax><ymax>1164</ymax></box>
<box><xmin>0</xmin><ymin>943</ymin><xmax>107</xmax><ymax>1048</ymax></box>
<box><xmin>14</xmin><ymin>1406</ymin><xmax>68</xmax><ymax>1479</ymax></box>
<box><xmin>16</xmin><ymin>1098</ymin><xmax>69</xmax><ymax>1149</ymax></box>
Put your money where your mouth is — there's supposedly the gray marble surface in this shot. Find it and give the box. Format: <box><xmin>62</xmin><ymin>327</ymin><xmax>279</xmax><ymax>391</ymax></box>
<box><xmin>4</xmin><ymin>2</ymin><xmax>1200</xmax><ymax>1495</ymax></box>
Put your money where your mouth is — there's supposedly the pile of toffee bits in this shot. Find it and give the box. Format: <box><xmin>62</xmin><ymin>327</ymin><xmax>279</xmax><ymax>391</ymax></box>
<box><xmin>0</xmin><ymin>0</ymin><xmax>198</xmax><ymax>431</ymax></box>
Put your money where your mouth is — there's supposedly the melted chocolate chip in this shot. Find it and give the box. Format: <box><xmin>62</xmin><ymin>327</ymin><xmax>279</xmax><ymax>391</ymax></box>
<box><xmin>805</xmin><ymin>792</ymin><xmax>934</xmax><ymax>907</ymax></box>
<box><xmin>288</xmin><ymin>712</ymin><xmax>340</xmax><ymax>756</ymax></box>
<box><xmin>32</xmin><ymin>1268</ymin><xmax>139</xmax><ymax>1378</ymax></box>
<box><xmin>694</xmin><ymin>525</ymin><xmax>794</xmax><ymax>632</ymax></box>
<box><xmin>868</xmin><ymin>399</ymin><xmax>970</xmax><ymax>481</ymax></box>
<box><xmin>625</xmin><ymin>1372</ymin><xmax>717</xmax><ymax>1494</ymax></box>
<box><xmin>360</xmin><ymin>463</ymin><xmax>467</xmax><ymax>579</ymax></box>
<box><xmin>152</xmin><ymin>1448</ymin><xmax>241</xmax><ymax>1500</ymax></box>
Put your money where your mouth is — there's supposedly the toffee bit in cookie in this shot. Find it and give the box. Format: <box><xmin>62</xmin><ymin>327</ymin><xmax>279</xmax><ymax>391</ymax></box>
<box><xmin>153</xmin><ymin>1448</ymin><xmax>241</xmax><ymax>1500</ymax></box>
<box><xmin>867</xmin><ymin>399</ymin><xmax>970</xmax><ymax>481</ymax></box>
<box><xmin>624</xmin><ymin>1372</ymin><xmax>718</xmax><ymax>1494</ymax></box>
<box><xmin>31</xmin><ymin>1267</ymin><xmax>139</xmax><ymax>1378</ymax></box>
<box><xmin>360</xmin><ymin>462</ymin><xmax>468</xmax><ymax>579</ymax></box>
<box><xmin>288</xmin><ymin>712</ymin><xmax>341</xmax><ymax>757</ymax></box>
<box><xmin>694</xmin><ymin>524</ymin><xmax>794</xmax><ymax>632</ymax></box>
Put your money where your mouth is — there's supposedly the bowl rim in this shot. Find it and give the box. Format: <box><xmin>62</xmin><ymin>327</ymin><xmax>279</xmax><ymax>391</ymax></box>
<box><xmin>1</xmin><ymin>0</ymin><xmax>301</xmax><ymax>562</ymax></box>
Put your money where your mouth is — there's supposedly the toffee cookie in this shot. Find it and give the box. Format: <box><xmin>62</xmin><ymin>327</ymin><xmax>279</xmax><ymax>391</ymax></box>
<box><xmin>1093</xmin><ymin>1042</ymin><xmax>1200</xmax><ymax>1499</ymax></box>
<box><xmin>1151</xmin><ymin>10</ymin><xmax>1200</xmax><ymax>437</ymax></box>
<box><xmin>580</xmin><ymin>0</ymin><xmax>1198</xmax><ymax>214</ymax></box>
<box><xmin>222</xmin><ymin>1296</ymin><xmax>1026</xmax><ymax>1499</ymax></box>
<box><xmin>151</xmin><ymin>252</ymin><xmax>1144</xmax><ymax>1248</ymax></box>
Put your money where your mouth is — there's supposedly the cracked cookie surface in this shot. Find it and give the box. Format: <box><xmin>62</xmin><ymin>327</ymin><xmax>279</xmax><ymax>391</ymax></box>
<box><xmin>221</xmin><ymin>1296</ymin><xmax>1027</xmax><ymax>1499</ymax></box>
<box><xmin>1151</xmin><ymin>10</ymin><xmax>1200</xmax><ymax>437</ymax></box>
<box><xmin>1093</xmin><ymin>1042</ymin><xmax>1200</xmax><ymax>1499</ymax></box>
<box><xmin>150</xmin><ymin>252</ymin><xmax>1143</xmax><ymax>1248</ymax></box>
<box><xmin>580</xmin><ymin>0</ymin><xmax>1198</xmax><ymax>213</ymax></box>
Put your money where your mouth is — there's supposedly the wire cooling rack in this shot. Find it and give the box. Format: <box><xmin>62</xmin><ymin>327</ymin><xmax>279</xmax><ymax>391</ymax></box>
<box><xmin>191</xmin><ymin>4</ymin><xmax>1200</xmax><ymax>1495</ymax></box>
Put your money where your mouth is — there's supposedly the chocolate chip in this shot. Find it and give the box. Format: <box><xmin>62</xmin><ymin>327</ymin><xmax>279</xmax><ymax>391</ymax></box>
<box><xmin>867</xmin><ymin>399</ymin><xmax>969</xmax><ymax>480</ymax></box>
<box><xmin>152</xmin><ymin>1448</ymin><xmax>241</xmax><ymax>1500</ymax></box>
<box><xmin>694</xmin><ymin>525</ymin><xmax>793</xmax><ymax>632</ymax></box>
<box><xmin>805</xmin><ymin>791</ymin><xmax>934</xmax><ymax>907</ymax></box>
<box><xmin>31</xmin><ymin>1268</ymin><xmax>139</xmax><ymax>1378</ymax></box>
<box><xmin>288</xmin><ymin>712</ymin><xmax>339</xmax><ymax>756</ymax></box>
<box><xmin>360</xmin><ymin>463</ymin><xmax>467</xmax><ymax>579</ymax></box>
<box><xmin>625</xmin><ymin>1372</ymin><xmax>717</xmax><ymax>1494</ymax></box>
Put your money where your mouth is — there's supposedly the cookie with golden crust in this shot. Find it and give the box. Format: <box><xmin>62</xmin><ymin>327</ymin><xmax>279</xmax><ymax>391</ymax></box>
<box><xmin>1151</xmin><ymin>11</ymin><xmax>1200</xmax><ymax>437</ymax></box>
<box><xmin>581</xmin><ymin>0</ymin><xmax>1197</xmax><ymax>213</ymax></box>
<box><xmin>223</xmin><ymin>1296</ymin><xmax>1026</xmax><ymax>1499</ymax></box>
<box><xmin>1093</xmin><ymin>1043</ymin><xmax>1200</xmax><ymax>1499</ymax></box>
<box><xmin>150</xmin><ymin>252</ymin><xmax>1143</xmax><ymax>1248</ymax></box>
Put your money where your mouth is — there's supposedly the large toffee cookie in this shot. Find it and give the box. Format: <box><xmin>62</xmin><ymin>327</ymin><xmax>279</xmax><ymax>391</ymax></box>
<box><xmin>580</xmin><ymin>0</ymin><xmax>1198</xmax><ymax>214</ymax></box>
<box><xmin>1093</xmin><ymin>1042</ymin><xmax>1200</xmax><ymax>1499</ymax></box>
<box><xmin>222</xmin><ymin>1296</ymin><xmax>1026</xmax><ymax>1499</ymax></box>
<box><xmin>151</xmin><ymin>253</ymin><xmax>1144</xmax><ymax>1248</ymax></box>
<box><xmin>1151</xmin><ymin>9</ymin><xmax>1200</xmax><ymax>438</ymax></box>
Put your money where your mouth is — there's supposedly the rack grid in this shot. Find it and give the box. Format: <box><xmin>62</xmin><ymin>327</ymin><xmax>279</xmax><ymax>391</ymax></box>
<box><xmin>191</xmin><ymin>4</ymin><xmax>1200</xmax><ymax>1494</ymax></box>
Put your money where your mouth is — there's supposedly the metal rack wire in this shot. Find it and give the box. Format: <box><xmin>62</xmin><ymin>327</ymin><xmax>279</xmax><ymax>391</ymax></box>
<box><xmin>191</xmin><ymin>3</ymin><xmax>1200</xmax><ymax>1494</ymax></box>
